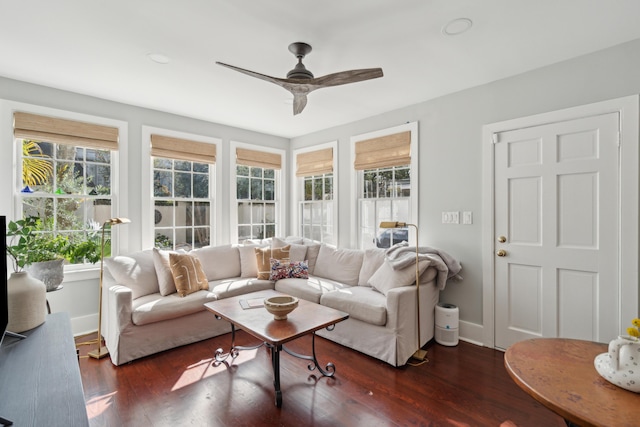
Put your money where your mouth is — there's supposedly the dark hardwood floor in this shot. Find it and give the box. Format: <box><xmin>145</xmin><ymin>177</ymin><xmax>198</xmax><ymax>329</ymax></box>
<box><xmin>76</xmin><ymin>332</ymin><xmax>565</xmax><ymax>427</ymax></box>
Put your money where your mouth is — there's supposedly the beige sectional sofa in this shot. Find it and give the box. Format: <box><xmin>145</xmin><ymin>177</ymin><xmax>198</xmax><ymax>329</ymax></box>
<box><xmin>102</xmin><ymin>237</ymin><xmax>460</xmax><ymax>367</ymax></box>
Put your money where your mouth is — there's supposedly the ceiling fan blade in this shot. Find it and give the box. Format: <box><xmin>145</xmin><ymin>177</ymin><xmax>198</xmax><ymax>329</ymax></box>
<box><xmin>312</xmin><ymin>68</ymin><xmax>383</xmax><ymax>88</ymax></box>
<box><xmin>216</xmin><ymin>62</ymin><xmax>286</xmax><ymax>87</ymax></box>
<box><xmin>292</xmin><ymin>93</ymin><xmax>308</xmax><ymax>115</ymax></box>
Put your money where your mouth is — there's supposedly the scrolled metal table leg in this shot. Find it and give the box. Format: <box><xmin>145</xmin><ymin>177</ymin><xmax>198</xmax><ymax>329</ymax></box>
<box><xmin>282</xmin><ymin>330</ymin><xmax>336</xmax><ymax>377</ymax></box>
<box><xmin>212</xmin><ymin>321</ymin><xmax>265</xmax><ymax>366</ymax></box>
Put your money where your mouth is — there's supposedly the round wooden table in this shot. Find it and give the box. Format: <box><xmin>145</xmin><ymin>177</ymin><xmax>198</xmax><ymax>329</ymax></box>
<box><xmin>504</xmin><ymin>338</ymin><xmax>640</xmax><ymax>427</ymax></box>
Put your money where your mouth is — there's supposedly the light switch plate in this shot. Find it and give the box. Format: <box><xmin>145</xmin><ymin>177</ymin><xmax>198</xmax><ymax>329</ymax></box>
<box><xmin>463</xmin><ymin>211</ymin><xmax>473</xmax><ymax>225</ymax></box>
<box><xmin>442</xmin><ymin>211</ymin><xmax>460</xmax><ymax>224</ymax></box>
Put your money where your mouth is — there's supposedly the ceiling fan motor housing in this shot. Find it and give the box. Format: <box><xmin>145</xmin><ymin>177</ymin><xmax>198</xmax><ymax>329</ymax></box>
<box><xmin>287</xmin><ymin>42</ymin><xmax>314</xmax><ymax>79</ymax></box>
<box><xmin>287</xmin><ymin>62</ymin><xmax>314</xmax><ymax>79</ymax></box>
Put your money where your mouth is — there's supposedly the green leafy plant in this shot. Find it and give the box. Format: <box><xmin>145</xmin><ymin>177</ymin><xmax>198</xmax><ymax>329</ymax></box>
<box><xmin>22</xmin><ymin>140</ymin><xmax>53</xmax><ymax>187</ymax></box>
<box><xmin>6</xmin><ymin>216</ymin><xmax>101</xmax><ymax>272</ymax></box>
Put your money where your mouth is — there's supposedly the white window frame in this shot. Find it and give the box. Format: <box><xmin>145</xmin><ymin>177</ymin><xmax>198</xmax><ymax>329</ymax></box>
<box><xmin>350</xmin><ymin>122</ymin><xmax>419</xmax><ymax>249</ymax></box>
<box><xmin>141</xmin><ymin>126</ymin><xmax>221</xmax><ymax>248</ymax></box>
<box><xmin>291</xmin><ymin>141</ymin><xmax>338</xmax><ymax>244</ymax></box>
<box><xmin>2</xmin><ymin>101</ymin><xmax>128</xmax><ymax>281</ymax></box>
<box><xmin>230</xmin><ymin>141</ymin><xmax>285</xmax><ymax>244</ymax></box>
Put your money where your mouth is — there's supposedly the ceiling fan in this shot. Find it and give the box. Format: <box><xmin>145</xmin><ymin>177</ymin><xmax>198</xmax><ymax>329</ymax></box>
<box><xmin>216</xmin><ymin>42</ymin><xmax>383</xmax><ymax>115</ymax></box>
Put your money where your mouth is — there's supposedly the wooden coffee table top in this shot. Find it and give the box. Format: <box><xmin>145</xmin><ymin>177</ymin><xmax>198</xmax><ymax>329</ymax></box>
<box><xmin>204</xmin><ymin>290</ymin><xmax>349</xmax><ymax>346</ymax></box>
<box><xmin>504</xmin><ymin>338</ymin><xmax>640</xmax><ymax>427</ymax></box>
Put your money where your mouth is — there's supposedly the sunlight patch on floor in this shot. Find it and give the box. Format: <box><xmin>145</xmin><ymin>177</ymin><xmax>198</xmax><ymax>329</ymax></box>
<box><xmin>171</xmin><ymin>348</ymin><xmax>260</xmax><ymax>391</ymax></box>
<box><xmin>85</xmin><ymin>391</ymin><xmax>117</xmax><ymax>419</ymax></box>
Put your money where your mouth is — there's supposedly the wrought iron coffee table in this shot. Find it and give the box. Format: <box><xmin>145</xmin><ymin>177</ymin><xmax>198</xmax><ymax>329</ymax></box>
<box><xmin>204</xmin><ymin>289</ymin><xmax>349</xmax><ymax>407</ymax></box>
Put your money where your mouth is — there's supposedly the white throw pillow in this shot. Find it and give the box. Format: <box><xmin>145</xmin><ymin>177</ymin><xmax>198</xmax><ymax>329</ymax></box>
<box><xmin>238</xmin><ymin>244</ymin><xmax>263</xmax><ymax>278</ymax></box>
<box><xmin>358</xmin><ymin>248</ymin><xmax>387</xmax><ymax>286</ymax></box>
<box><xmin>191</xmin><ymin>245</ymin><xmax>241</xmax><ymax>280</ymax></box>
<box><xmin>304</xmin><ymin>243</ymin><xmax>321</xmax><ymax>274</ymax></box>
<box><xmin>313</xmin><ymin>245</ymin><xmax>364</xmax><ymax>286</ymax></box>
<box><xmin>153</xmin><ymin>248</ymin><xmax>187</xmax><ymax>296</ymax></box>
<box><xmin>368</xmin><ymin>259</ymin><xmax>430</xmax><ymax>296</ymax></box>
<box><xmin>105</xmin><ymin>249</ymin><xmax>159</xmax><ymax>299</ymax></box>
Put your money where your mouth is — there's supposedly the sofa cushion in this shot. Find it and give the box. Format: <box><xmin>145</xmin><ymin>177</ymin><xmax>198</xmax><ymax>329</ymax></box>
<box><xmin>192</xmin><ymin>245</ymin><xmax>241</xmax><ymax>280</ymax></box>
<box><xmin>368</xmin><ymin>259</ymin><xmax>430</xmax><ymax>296</ymax></box>
<box><xmin>314</xmin><ymin>245</ymin><xmax>364</xmax><ymax>286</ymax></box>
<box><xmin>274</xmin><ymin>276</ymin><xmax>349</xmax><ymax>304</ymax></box>
<box><xmin>358</xmin><ymin>248</ymin><xmax>386</xmax><ymax>287</ymax></box>
<box><xmin>104</xmin><ymin>249</ymin><xmax>159</xmax><ymax>299</ymax></box>
<box><xmin>131</xmin><ymin>290</ymin><xmax>217</xmax><ymax>326</ymax></box>
<box><xmin>169</xmin><ymin>253</ymin><xmax>209</xmax><ymax>297</ymax></box>
<box><xmin>256</xmin><ymin>245</ymin><xmax>290</xmax><ymax>279</ymax></box>
<box><xmin>321</xmin><ymin>287</ymin><xmax>387</xmax><ymax>326</ymax></box>
<box><xmin>209</xmin><ymin>277</ymin><xmax>275</xmax><ymax>300</ymax></box>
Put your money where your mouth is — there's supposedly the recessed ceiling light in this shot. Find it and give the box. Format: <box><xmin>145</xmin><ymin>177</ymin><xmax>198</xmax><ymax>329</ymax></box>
<box><xmin>147</xmin><ymin>53</ymin><xmax>170</xmax><ymax>64</ymax></box>
<box><xmin>442</xmin><ymin>18</ymin><xmax>473</xmax><ymax>36</ymax></box>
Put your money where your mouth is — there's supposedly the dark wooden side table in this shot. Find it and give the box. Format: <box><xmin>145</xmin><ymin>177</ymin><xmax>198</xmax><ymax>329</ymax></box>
<box><xmin>504</xmin><ymin>338</ymin><xmax>640</xmax><ymax>427</ymax></box>
<box><xmin>0</xmin><ymin>312</ymin><xmax>89</xmax><ymax>426</ymax></box>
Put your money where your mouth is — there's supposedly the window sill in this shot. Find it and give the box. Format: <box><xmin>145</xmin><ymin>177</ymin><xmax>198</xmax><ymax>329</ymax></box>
<box><xmin>63</xmin><ymin>266</ymin><xmax>100</xmax><ymax>282</ymax></box>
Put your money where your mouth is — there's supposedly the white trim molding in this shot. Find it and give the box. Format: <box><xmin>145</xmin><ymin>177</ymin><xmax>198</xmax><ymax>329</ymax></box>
<box><xmin>141</xmin><ymin>126</ymin><xmax>222</xmax><ymax>248</ymax></box>
<box><xmin>350</xmin><ymin>121</ymin><xmax>419</xmax><ymax>248</ymax></box>
<box><xmin>229</xmin><ymin>140</ymin><xmax>286</xmax><ymax>244</ymax></box>
<box><xmin>481</xmin><ymin>95</ymin><xmax>639</xmax><ymax>348</ymax></box>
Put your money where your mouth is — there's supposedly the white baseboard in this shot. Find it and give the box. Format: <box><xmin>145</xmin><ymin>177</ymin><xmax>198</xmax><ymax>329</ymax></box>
<box><xmin>69</xmin><ymin>313</ymin><xmax>98</xmax><ymax>337</ymax></box>
<box><xmin>459</xmin><ymin>320</ymin><xmax>484</xmax><ymax>346</ymax></box>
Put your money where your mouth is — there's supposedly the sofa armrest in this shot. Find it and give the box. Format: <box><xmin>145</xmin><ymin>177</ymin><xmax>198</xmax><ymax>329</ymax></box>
<box><xmin>102</xmin><ymin>268</ymin><xmax>134</xmax><ymax>353</ymax></box>
<box><xmin>385</xmin><ymin>280</ymin><xmax>439</xmax><ymax>346</ymax></box>
<box><xmin>385</xmin><ymin>285</ymin><xmax>418</xmax><ymax>331</ymax></box>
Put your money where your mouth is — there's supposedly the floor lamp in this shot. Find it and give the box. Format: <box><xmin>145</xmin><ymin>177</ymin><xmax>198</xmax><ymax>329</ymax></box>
<box><xmin>88</xmin><ymin>217</ymin><xmax>130</xmax><ymax>360</ymax></box>
<box><xmin>379</xmin><ymin>221</ymin><xmax>428</xmax><ymax>362</ymax></box>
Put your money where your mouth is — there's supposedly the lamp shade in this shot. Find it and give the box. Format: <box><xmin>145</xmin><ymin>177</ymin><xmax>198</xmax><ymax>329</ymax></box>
<box><xmin>379</xmin><ymin>221</ymin><xmax>408</xmax><ymax>228</ymax></box>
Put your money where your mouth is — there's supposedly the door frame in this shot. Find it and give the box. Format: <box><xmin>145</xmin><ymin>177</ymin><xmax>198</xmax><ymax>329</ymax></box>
<box><xmin>481</xmin><ymin>95</ymin><xmax>639</xmax><ymax>348</ymax></box>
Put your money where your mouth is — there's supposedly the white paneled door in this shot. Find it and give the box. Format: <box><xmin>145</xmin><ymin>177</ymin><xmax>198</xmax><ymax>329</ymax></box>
<box><xmin>493</xmin><ymin>112</ymin><xmax>619</xmax><ymax>350</ymax></box>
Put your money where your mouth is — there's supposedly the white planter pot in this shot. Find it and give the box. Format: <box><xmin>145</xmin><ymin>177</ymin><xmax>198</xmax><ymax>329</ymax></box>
<box><xmin>7</xmin><ymin>271</ymin><xmax>47</xmax><ymax>333</ymax></box>
<box><xmin>26</xmin><ymin>259</ymin><xmax>65</xmax><ymax>291</ymax></box>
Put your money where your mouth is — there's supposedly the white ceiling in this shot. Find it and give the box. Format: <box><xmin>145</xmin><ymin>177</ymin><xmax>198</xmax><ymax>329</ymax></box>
<box><xmin>2</xmin><ymin>1</ymin><xmax>640</xmax><ymax>138</ymax></box>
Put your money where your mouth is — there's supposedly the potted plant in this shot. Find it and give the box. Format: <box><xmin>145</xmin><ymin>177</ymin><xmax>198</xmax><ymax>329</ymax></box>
<box><xmin>6</xmin><ymin>216</ymin><xmax>101</xmax><ymax>290</ymax></box>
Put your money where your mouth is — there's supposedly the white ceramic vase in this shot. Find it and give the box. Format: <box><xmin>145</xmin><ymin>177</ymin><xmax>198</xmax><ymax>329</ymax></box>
<box><xmin>7</xmin><ymin>271</ymin><xmax>47</xmax><ymax>333</ymax></box>
<box><xmin>594</xmin><ymin>335</ymin><xmax>640</xmax><ymax>393</ymax></box>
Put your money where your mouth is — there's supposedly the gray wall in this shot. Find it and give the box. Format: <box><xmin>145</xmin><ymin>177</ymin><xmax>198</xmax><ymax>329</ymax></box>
<box><xmin>290</xmin><ymin>38</ymin><xmax>640</xmax><ymax>330</ymax></box>
<box><xmin>2</xmin><ymin>37</ymin><xmax>640</xmax><ymax>337</ymax></box>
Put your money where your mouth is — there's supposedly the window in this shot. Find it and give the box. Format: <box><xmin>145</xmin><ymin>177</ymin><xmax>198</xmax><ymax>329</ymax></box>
<box><xmin>360</xmin><ymin>166</ymin><xmax>410</xmax><ymax>248</ymax></box>
<box><xmin>352</xmin><ymin>123</ymin><xmax>418</xmax><ymax>249</ymax></box>
<box><xmin>295</xmin><ymin>145</ymin><xmax>335</xmax><ymax>244</ymax></box>
<box><xmin>234</xmin><ymin>146</ymin><xmax>283</xmax><ymax>243</ymax></box>
<box><xmin>150</xmin><ymin>134</ymin><xmax>216</xmax><ymax>250</ymax></box>
<box><xmin>237</xmin><ymin>165</ymin><xmax>276</xmax><ymax>241</ymax></box>
<box><xmin>13</xmin><ymin>111</ymin><xmax>120</xmax><ymax>263</ymax></box>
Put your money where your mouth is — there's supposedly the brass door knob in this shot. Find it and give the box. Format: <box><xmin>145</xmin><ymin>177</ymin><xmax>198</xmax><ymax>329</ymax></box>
<box><xmin>496</xmin><ymin>249</ymin><xmax>507</xmax><ymax>257</ymax></box>
<box><xmin>498</xmin><ymin>236</ymin><xmax>507</xmax><ymax>243</ymax></box>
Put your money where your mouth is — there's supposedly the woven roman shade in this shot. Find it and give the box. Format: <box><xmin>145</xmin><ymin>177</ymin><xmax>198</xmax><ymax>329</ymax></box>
<box><xmin>236</xmin><ymin>147</ymin><xmax>281</xmax><ymax>169</ymax></box>
<box><xmin>151</xmin><ymin>134</ymin><xmax>216</xmax><ymax>164</ymax></box>
<box><xmin>14</xmin><ymin>112</ymin><xmax>119</xmax><ymax>150</ymax></box>
<box><xmin>296</xmin><ymin>147</ymin><xmax>333</xmax><ymax>177</ymax></box>
<box><xmin>353</xmin><ymin>130</ymin><xmax>411</xmax><ymax>170</ymax></box>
